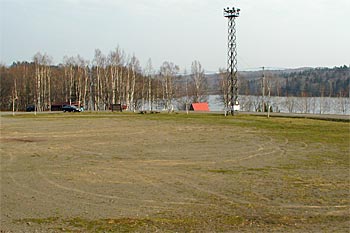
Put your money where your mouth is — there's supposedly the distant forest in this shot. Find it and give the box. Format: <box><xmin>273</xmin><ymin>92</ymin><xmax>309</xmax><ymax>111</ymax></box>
<box><xmin>208</xmin><ymin>66</ymin><xmax>350</xmax><ymax>98</ymax></box>
<box><xmin>0</xmin><ymin>49</ymin><xmax>349</xmax><ymax>111</ymax></box>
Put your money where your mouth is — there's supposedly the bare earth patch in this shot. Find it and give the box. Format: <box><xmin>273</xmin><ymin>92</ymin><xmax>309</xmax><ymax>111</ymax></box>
<box><xmin>1</xmin><ymin>113</ymin><xmax>349</xmax><ymax>232</ymax></box>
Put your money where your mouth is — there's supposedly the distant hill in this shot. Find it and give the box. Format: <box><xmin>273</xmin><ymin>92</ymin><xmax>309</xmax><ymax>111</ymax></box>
<box><xmin>206</xmin><ymin>65</ymin><xmax>349</xmax><ymax>97</ymax></box>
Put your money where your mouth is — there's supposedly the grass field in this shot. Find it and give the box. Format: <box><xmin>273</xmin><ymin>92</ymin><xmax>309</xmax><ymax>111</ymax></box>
<box><xmin>1</xmin><ymin>112</ymin><xmax>349</xmax><ymax>232</ymax></box>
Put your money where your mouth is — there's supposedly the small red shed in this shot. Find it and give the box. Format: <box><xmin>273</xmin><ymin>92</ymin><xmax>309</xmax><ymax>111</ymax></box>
<box><xmin>190</xmin><ymin>102</ymin><xmax>210</xmax><ymax>111</ymax></box>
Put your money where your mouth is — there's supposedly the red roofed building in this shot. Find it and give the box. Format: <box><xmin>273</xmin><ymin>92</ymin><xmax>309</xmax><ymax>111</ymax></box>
<box><xmin>190</xmin><ymin>102</ymin><xmax>210</xmax><ymax>111</ymax></box>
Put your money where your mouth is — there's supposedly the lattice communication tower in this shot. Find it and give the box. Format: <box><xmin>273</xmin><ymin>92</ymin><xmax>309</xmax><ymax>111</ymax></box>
<box><xmin>224</xmin><ymin>7</ymin><xmax>240</xmax><ymax>115</ymax></box>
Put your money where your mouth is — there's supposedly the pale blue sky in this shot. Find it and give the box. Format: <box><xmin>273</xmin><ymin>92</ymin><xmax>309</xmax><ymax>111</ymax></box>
<box><xmin>1</xmin><ymin>0</ymin><xmax>349</xmax><ymax>71</ymax></box>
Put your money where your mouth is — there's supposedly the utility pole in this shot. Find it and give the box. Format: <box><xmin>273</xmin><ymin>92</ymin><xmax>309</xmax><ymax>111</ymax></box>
<box><xmin>262</xmin><ymin>66</ymin><xmax>265</xmax><ymax>113</ymax></box>
<box><xmin>186</xmin><ymin>78</ymin><xmax>189</xmax><ymax>115</ymax></box>
<box><xmin>224</xmin><ymin>6</ymin><xmax>240</xmax><ymax>115</ymax></box>
<box><xmin>267</xmin><ymin>79</ymin><xmax>271</xmax><ymax>118</ymax></box>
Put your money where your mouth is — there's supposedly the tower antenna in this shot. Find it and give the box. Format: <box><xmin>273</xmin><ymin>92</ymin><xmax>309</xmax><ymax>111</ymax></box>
<box><xmin>224</xmin><ymin>6</ymin><xmax>240</xmax><ymax>115</ymax></box>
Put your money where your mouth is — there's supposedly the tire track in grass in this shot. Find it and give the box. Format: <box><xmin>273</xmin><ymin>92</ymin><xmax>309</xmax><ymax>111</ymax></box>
<box><xmin>116</xmin><ymin>160</ymin><xmax>249</xmax><ymax>210</ymax></box>
<box><xmin>3</xmin><ymin>151</ymin><xmax>167</xmax><ymax>212</ymax></box>
<box><xmin>222</xmin><ymin>135</ymin><xmax>287</xmax><ymax>163</ymax></box>
<box><xmin>111</xmin><ymin>135</ymin><xmax>287</xmax><ymax>210</ymax></box>
<box><xmin>35</xmin><ymin>160</ymin><xmax>215</xmax><ymax>209</ymax></box>
<box><xmin>110</xmin><ymin>160</ymin><xmax>219</xmax><ymax>207</ymax></box>
<box><xmin>152</xmin><ymin>136</ymin><xmax>291</xmax><ymax>210</ymax></box>
<box><xmin>167</xmin><ymin>164</ymin><xmax>349</xmax><ymax>213</ymax></box>
<box><xmin>4</xmin><ymin>152</ymin><xmax>122</xmax><ymax>210</ymax></box>
<box><xmin>36</xmin><ymin>166</ymin><xmax>165</xmax><ymax>205</ymax></box>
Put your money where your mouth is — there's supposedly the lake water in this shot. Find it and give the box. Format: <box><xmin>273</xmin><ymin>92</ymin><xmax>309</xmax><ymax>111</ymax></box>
<box><xmin>208</xmin><ymin>95</ymin><xmax>350</xmax><ymax>115</ymax></box>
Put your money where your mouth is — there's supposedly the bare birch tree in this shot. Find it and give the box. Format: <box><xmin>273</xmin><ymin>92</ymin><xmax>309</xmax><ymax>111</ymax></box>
<box><xmin>218</xmin><ymin>68</ymin><xmax>229</xmax><ymax>111</ymax></box>
<box><xmin>190</xmin><ymin>60</ymin><xmax>207</xmax><ymax>103</ymax></box>
<box><xmin>63</xmin><ymin>56</ymin><xmax>76</xmax><ymax>105</ymax></box>
<box><xmin>108</xmin><ymin>47</ymin><xmax>124</xmax><ymax>105</ymax></box>
<box><xmin>93</xmin><ymin>49</ymin><xmax>106</xmax><ymax>110</ymax></box>
<box><xmin>75</xmin><ymin>55</ymin><xmax>88</xmax><ymax>108</ymax></box>
<box><xmin>160</xmin><ymin>61</ymin><xmax>179</xmax><ymax>112</ymax></box>
<box><xmin>144</xmin><ymin>58</ymin><xmax>154</xmax><ymax>111</ymax></box>
<box><xmin>127</xmin><ymin>55</ymin><xmax>140</xmax><ymax>111</ymax></box>
<box><xmin>33</xmin><ymin>52</ymin><xmax>52</xmax><ymax>111</ymax></box>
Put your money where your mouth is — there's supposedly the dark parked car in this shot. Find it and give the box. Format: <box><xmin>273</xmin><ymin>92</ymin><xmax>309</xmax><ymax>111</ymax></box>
<box><xmin>26</xmin><ymin>105</ymin><xmax>36</xmax><ymax>112</ymax></box>
<box><xmin>62</xmin><ymin>105</ymin><xmax>81</xmax><ymax>112</ymax></box>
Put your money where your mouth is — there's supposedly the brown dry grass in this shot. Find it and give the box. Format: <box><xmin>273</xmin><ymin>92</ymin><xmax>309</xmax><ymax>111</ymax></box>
<box><xmin>1</xmin><ymin>112</ymin><xmax>349</xmax><ymax>232</ymax></box>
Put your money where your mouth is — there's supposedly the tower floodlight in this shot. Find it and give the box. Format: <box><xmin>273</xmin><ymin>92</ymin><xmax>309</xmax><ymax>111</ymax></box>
<box><xmin>224</xmin><ymin>6</ymin><xmax>240</xmax><ymax>115</ymax></box>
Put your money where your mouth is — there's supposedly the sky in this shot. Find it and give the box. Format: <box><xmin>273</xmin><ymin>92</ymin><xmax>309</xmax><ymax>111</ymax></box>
<box><xmin>1</xmin><ymin>0</ymin><xmax>349</xmax><ymax>72</ymax></box>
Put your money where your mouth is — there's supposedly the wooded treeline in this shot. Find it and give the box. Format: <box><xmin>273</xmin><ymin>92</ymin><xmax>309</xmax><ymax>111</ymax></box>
<box><xmin>234</xmin><ymin>66</ymin><xmax>350</xmax><ymax>98</ymax></box>
<box><xmin>0</xmin><ymin>48</ymin><xmax>208</xmax><ymax>111</ymax></box>
<box><xmin>1</xmin><ymin>48</ymin><xmax>349</xmax><ymax>112</ymax></box>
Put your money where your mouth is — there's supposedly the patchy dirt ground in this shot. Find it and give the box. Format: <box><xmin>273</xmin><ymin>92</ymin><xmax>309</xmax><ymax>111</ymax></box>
<box><xmin>0</xmin><ymin>113</ymin><xmax>349</xmax><ymax>232</ymax></box>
